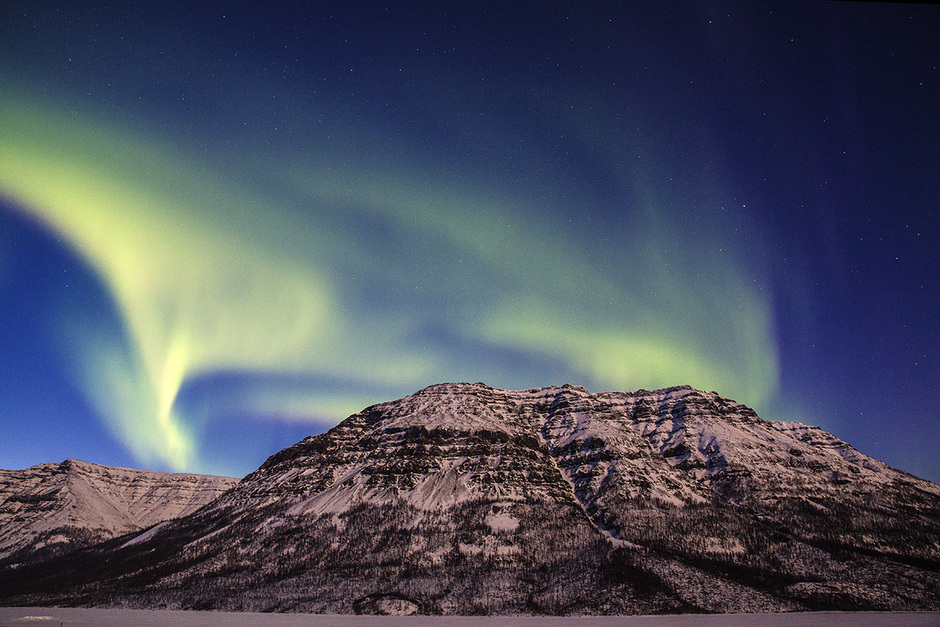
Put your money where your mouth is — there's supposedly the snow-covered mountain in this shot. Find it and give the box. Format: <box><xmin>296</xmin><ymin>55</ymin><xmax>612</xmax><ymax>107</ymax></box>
<box><xmin>2</xmin><ymin>383</ymin><xmax>938</xmax><ymax>614</ymax></box>
<box><xmin>0</xmin><ymin>458</ymin><xmax>237</xmax><ymax>561</ymax></box>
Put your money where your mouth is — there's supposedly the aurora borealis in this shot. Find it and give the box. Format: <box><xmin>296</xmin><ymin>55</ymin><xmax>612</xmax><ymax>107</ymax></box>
<box><xmin>1</xmin><ymin>2</ymin><xmax>938</xmax><ymax>482</ymax></box>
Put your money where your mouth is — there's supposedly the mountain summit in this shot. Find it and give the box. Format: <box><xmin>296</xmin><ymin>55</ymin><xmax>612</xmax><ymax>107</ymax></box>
<box><xmin>0</xmin><ymin>458</ymin><xmax>236</xmax><ymax>562</ymax></box>
<box><xmin>2</xmin><ymin>383</ymin><xmax>939</xmax><ymax>614</ymax></box>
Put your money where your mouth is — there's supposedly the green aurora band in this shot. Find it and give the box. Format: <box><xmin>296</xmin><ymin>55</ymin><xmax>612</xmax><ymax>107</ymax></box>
<box><xmin>0</xmin><ymin>94</ymin><xmax>779</xmax><ymax>472</ymax></box>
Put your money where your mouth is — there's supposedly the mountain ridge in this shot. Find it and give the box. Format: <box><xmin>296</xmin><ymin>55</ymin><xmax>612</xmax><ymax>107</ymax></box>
<box><xmin>2</xmin><ymin>382</ymin><xmax>938</xmax><ymax>614</ymax></box>
<box><xmin>0</xmin><ymin>457</ymin><xmax>237</xmax><ymax>562</ymax></box>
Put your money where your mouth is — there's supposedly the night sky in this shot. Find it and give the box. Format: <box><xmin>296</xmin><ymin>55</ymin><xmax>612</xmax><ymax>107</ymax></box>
<box><xmin>1</xmin><ymin>2</ymin><xmax>937</xmax><ymax>482</ymax></box>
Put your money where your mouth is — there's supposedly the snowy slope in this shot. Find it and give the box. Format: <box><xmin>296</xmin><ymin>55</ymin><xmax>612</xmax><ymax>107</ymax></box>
<box><xmin>2</xmin><ymin>383</ymin><xmax>939</xmax><ymax>614</ymax></box>
<box><xmin>0</xmin><ymin>459</ymin><xmax>237</xmax><ymax>560</ymax></box>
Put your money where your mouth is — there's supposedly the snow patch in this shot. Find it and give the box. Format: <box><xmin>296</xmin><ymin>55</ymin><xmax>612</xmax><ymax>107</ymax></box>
<box><xmin>121</xmin><ymin>520</ymin><xmax>169</xmax><ymax>548</ymax></box>
<box><xmin>485</xmin><ymin>510</ymin><xmax>519</xmax><ymax>533</ymax></box>
<box><xmin>704</xmin><ymin>536</ymin><xmax>746</xmax><ymax>554</ymax></box>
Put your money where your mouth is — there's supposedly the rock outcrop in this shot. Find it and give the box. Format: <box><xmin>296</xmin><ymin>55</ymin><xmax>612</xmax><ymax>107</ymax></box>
<box><xmin>0</xmin><ymin>458</ymin><xmax>237</xmax><ymax>561</ymax></box>
<box><xmin>2</xmin><ymin>383</ymin><xmax>938</xmax><ymax>614</ymax></box>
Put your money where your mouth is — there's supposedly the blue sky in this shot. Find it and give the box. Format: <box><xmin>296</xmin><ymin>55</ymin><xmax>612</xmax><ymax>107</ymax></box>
<box><xmin>0</xmin><ymin>1</ymin><xmax>937</xmax><ymax>482</ymax></box>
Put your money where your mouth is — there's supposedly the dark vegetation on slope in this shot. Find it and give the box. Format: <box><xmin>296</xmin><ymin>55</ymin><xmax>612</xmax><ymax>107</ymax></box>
<box><xmin>1</xmin><ymin>383</ymin><xmax>939</xmax><ymax>614</ymax></box>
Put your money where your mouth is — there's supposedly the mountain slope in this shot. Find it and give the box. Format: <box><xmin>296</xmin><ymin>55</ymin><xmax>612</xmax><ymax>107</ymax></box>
<box><xmin>0</xmin><ymin>459</ymin><xmax>237</xmax><ymax>562</ymax></box>
<box><xmin>1</xmin><ymin>383</ymin><xmax>938</xmax><ymax>614</ymax></box>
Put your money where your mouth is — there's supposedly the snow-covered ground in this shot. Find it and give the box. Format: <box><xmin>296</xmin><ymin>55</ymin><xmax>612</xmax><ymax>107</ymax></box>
<box><xmin>0</xmin><ymin>608</ymin><xmax>938</xmax><ymax>626</ymax></box>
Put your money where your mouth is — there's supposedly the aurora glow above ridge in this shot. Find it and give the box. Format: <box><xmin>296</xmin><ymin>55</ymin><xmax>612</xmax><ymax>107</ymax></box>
<box><xmin>1</xmin><ymin>2</ymin><xmax>937</xmax><ymax>482</ymax></box>
<box><xmin>0</xmin><ymin>93</ymin><xmax>776</xmax><ymax>472</ymax></box>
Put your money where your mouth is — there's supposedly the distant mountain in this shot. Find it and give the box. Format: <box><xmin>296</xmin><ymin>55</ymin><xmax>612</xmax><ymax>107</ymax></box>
<box><xmin>0</xmin><ymin>458</ymin><xmax>237</xmax><ymax>562</ymax></box>
<box><xmin>1</xmin><ymin>383</ymin><xmax>938</xmax><ymax>614</ymax></box>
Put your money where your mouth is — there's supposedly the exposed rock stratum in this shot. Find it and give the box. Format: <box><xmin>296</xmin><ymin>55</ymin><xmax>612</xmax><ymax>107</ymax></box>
<box><xmin>2</xmin><ymin>383</ymin><xmax>938</xmax><ymax>615</ymax></box>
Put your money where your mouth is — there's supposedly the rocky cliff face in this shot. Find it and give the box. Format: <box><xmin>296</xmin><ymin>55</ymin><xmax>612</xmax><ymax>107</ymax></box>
<box><xmin>2</xmin><ymin>383</ymin><xmax>939</xmax><ymax>614</ymax></box>
<box><xmin>0</xmin><ymin>459</ymin><xmax>237</xmax><ymax>562</ymax></box>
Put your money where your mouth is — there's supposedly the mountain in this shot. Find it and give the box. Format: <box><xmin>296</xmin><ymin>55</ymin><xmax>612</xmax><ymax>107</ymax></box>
<box><xmin>0</xmin><ymin>458</ymin><xmax>237</xmax><ymax>562</ymax></box>
<box><xmin>1</xmin><ymin>383</ymin><xmax>939</xmax><ymax>615</ymax></box>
